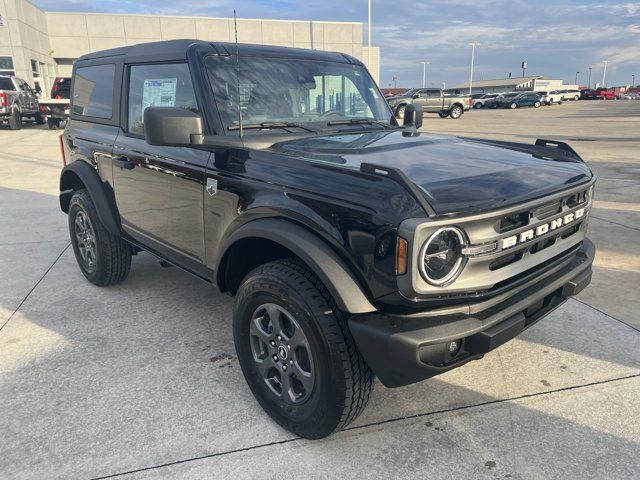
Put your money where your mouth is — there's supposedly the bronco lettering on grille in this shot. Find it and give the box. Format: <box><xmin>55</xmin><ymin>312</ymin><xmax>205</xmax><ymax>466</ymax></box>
<box><xmin>501</xmin><ymin>208</ymin><xmax>587</xmax><ymax>250</ymax></box>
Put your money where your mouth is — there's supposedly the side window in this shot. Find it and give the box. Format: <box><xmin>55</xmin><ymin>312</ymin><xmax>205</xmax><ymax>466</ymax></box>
<box><xmin>426</xmin><ymin>89</ymin><xmax>441</xmax><ymax>97</ymax></box>
<box><xmin>127</xmin><ymin>63</ymin><xmax>199</xmax><ymax>135</ymax></box>
<box><xmin>73</xmin><ymin>64</ymin><xmax>116</xmax><ymax>118</ymax></box>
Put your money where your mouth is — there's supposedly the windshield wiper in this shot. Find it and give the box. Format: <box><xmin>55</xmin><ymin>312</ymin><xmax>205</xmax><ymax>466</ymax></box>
<box><xmin>326</xmin><ymin>118</ymin><xmax>395</xmax><ymax>129</ymax></box>
<box><xmin>228</xmin><ymin>122</ymin><xmax>318</xmax><ymax>133</ymax></box>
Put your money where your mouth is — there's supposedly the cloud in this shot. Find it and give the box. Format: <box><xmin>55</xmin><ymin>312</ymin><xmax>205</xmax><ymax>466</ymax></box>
<box><xmin>30</xmin><ymin>0</ymin><xmax>640</xmax><ymax>87</ymax></box>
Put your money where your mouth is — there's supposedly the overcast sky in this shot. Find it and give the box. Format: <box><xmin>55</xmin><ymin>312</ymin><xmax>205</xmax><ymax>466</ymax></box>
<box><xmin>32</xmin><ymin>0</ymin><xmax>640</xmax><ymax>88</ymax></box>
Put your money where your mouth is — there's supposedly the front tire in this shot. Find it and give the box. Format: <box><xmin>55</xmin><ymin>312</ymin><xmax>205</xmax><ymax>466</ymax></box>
<box><xmin>233</xmin><ymin>258</ymin><xmax>374</xmax><ymax>439</ymax></box>
<box><xmin>509</xmin><ymin>102</ymin><xmax>518</xmax><ymax>109</ymax></box>
<box><xmin>68</xmin><ymin>189</ymin><xmax>132</xmax><ymax>286</ymax></box>
<box><xmin>534</xmin><ymin>101</ymin><xmax>541</xmax><ymax>108</ymax></box>
<box><xmin>395</xmin><ymin>104</ymin><xmax>406</xmax><ymax>119</ymax></box>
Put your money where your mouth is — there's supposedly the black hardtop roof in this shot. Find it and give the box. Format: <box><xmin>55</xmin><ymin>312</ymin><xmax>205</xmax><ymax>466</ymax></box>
<box><xmin>76</xmin><ymin>39</ymin><xmax>362</xmax><ymax>65</ymax></box>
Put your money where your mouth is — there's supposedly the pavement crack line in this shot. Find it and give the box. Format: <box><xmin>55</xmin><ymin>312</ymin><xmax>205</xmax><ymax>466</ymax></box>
<box><xmin>0</xmin><ymin>242</ymin><xmax>70</xmax><ymax>333</ymax></box>
<box><xmin>590</xmin><ymin>215</ymin><xmax>640</xmax><ymax>233</ymax></box>
<box><xmin>90</xmin><ymin>373</ymin><xmax>640</xmax><ymax>480</ymax></box>
<box><xmin>571</xmin><ymin>297</ymin><xmax>640</xmax><ymax>334</ymax></box>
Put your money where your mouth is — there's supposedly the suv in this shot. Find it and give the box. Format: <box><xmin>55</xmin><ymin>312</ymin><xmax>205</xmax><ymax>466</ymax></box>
<box><xmin>386</xmin><ymin>88</ymin><xmax>471</xmax><ymax>119</ymax></box>
<box><xmin>0</xmin><ymin>75</ymin><xmax>43</xmax><ymax>129</ymax></box>
<box><xmin>494</xmin><ymin>92</ymin><xmax>543</xmax><ymax>109</ymax></box>
<box><xmin>59</xmin><ymin>40</ymin><xmax>595</xmax><ymax>439</ymax></box>
<box><xmin>472</xmin><ymin>93</ymin><xmax>499</xmax><ymax>108</ymax></box>
<box><xmin>538</xmin><ymin>91</ymin><xmax>563</xmax><ymax>105</ymax></box>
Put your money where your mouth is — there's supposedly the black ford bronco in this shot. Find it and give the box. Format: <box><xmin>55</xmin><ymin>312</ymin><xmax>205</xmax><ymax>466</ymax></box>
<box><xmin>59</xmin><ymin>40</ymin><xmax>595</xmax><ymax>439</ymax></box>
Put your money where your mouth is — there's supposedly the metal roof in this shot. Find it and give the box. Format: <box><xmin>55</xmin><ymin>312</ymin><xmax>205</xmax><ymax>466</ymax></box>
<box><xmin>454</xmin><ymin>76</ymin><xmax>543</xmax><ymax>89</ymax></box>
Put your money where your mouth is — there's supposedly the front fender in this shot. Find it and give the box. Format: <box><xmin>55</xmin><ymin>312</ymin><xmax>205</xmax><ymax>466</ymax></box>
<box><xmin>217</xmin><ymin>218</ymin><xmax>377</xmax><ymax>314</ymax></box>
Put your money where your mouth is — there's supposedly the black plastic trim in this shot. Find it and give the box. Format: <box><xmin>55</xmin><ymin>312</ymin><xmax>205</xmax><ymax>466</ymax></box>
<box><xmin>59</xmin><ymin>160</ymin><xmax>121</xmax><ymax>235</ymax></box>
<box><xmin>216</xmin><ymin>218</ymin><xmax>377</xmax><ymax>314</ymax></box>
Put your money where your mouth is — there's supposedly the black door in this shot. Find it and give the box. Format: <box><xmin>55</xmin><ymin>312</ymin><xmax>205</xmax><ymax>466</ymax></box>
<box><xmin>112</xmin><ymin>62</ymin><xmax>210</xmax><ymax>275</ymax></box>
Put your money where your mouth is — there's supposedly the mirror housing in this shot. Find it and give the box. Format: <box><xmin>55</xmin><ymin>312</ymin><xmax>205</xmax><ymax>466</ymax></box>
<box><xmin>403</xmin><ymin>104</ymin><xmax>423</xmax><ymax>129</ymax></box>
<box><xmin>143</xmin><ymin>107</ymin><xmax>204</xmax><ymax>146</ymax></box>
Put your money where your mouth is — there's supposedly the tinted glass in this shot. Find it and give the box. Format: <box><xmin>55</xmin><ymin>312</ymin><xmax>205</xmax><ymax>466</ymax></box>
<box><xmin>73</xmin><ymin>64</ymin><xmax>115</xmax><ymax>118</ymax></box>
<box><xmin>206</xmin><ymin>56</ymin><xmax>391</xmax><ymax>134</ymax></box>
<box><xmin>127</xmin><ymin>63</ymin><xmax>199</xmax><ymax>135</ymax></box>
<box><xmin>0</xmin><ymin>77</ymin><xmax>14</xmax><ymax>90</ymax></box>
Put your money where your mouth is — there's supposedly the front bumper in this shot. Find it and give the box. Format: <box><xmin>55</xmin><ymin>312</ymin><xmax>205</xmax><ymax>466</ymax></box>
<box><xmin>349</xmin><ymin>239</ymin><xmax>595</xmax><ymax>388</ymax></box>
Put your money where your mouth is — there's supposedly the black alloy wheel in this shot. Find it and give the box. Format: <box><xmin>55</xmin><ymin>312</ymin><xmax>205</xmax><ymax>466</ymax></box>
<box><xmin>73</xmin><ymin>209</ymin><xmax>97</xmax><ymax>274</ymax></box>
<box><xmin>249</xmin><ymin>303</ymin><xmax>315</xmax><ymax>404</ymax></box>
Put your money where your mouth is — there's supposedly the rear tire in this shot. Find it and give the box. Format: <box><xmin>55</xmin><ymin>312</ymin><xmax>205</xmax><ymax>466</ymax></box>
<box><xmin>68</xmin><ymin>189</ymin><xmax>131</xmax><ymax>286</ymax></box>
<box><xmin>8</xmin><ymin>107</ymin><xmax>22</xmax><ymax>130</ymax></box>
<box><xmin>438</xmin><ymin>111</ymin><xmax>448</xmax><ymax>118</ymax></box>
<box><xmin>233</xmin><ymin>258</ymin><xmax>374</xmax><ymax>439</ymax></box>
<box><xmin>534</xmin><ymin>101</ymin><xmax>541</xmax><ymax>108</ymax></box>
<box><xmin>474</xmin><ymin>103</ymin><xmax>483</xmax><ymax>109</ymax></box>
<box><xmin>449</xmin><ymin>105</ymin><xmax>463</xmax><ymax>119</ymax></box>
<box><xmin>509</xmin><ymin>102</ymin><xmax>517</xmax><ymax>109</ymax></box>
<box><xmin>34</xmin><ymin>112</ymin><xmax>45</xmax><ymax>125</ymax></box>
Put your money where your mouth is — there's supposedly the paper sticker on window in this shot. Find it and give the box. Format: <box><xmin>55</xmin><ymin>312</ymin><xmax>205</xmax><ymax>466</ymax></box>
<box><xmin>142</xmin><ymin>78</ymin><xmax>177</xmax><ymax>108</ymax></box>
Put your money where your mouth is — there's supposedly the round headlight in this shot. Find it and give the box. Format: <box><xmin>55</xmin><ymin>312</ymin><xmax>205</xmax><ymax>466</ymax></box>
<box><xmin>419</xmin><ymin>227</ymin><xmax>466</xmax><ymax>286</ymax></box>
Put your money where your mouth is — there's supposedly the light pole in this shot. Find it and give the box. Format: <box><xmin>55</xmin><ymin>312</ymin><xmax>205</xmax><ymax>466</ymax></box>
<box><xmin>392</xmin><ymin>75</ymin><xmax>397</xmax><ymax>89</ymax></box>
<box><xmin>588</xmin><ymin>67</ymin><xmax>592</xmax><ymax>89</ymax></box>
<box><xmin>421</xmin><ymin>61</ymin><xmax>429</xmax><ymax>88</ymax></box>
<box><xmin>632</xmin><ymin>74</ymin><xmax>635</xmax><ymax>87</ymax></box>
<box><xmin>367</xmin><ymin>0</ymin><xmax>372</xmax><ymax>74</ymax></box>
<box><xmin>602</xmin><ymin>60</ymin><xmax>610</xmax><ymax>88</ymax></box>
<box><xmin>575</xmin><ymin>71</ymin><xmax>580</xmax><ymax>85</ymax></box>
<box><xmin>468</xmin><ymin>42</ymin><xmax>480</xmax><ymax>95</ymax></box>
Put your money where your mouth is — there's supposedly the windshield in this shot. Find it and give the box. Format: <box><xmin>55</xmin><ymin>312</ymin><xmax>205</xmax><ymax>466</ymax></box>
<box><xmin>206</xmin><ymin>56</ymin><xmax>392</xmax><ymax>134</ymax></box>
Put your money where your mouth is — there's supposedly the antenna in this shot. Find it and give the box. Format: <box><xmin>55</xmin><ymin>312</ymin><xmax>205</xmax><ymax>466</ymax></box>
<box><xmin>233</xmin><ymin>10</ymin><xmax>243</xmax><ymax>137</ymax></box>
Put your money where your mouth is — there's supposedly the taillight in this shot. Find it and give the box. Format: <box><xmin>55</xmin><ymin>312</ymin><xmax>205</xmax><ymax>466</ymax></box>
<box><xmin>468</xmin><ymin>98</ymin><xmax>473</xmax><ymax>105</ymax></box>
<box><xmin>0</xmin><ymin>92</ymin><xmax>6</xmax><ymax>108</ymax></box>
<box><xmin>59</xmin><ymin>134</ymin><xmax>67</xmax><ymax>166</ymax></box>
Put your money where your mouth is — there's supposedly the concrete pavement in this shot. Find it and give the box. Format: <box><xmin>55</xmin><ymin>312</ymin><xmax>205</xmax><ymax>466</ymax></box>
<box><xmin>1</xmin><ymin>101</ymin><xmax>639</xmax><ymax>479</ymax></box>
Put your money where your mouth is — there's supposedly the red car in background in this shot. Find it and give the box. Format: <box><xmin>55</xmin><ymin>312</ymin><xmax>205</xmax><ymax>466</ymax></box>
<box><xmin>597</xmin><ymin>88</ymin><xmax>616</xmax><ymax>100</ymax></box>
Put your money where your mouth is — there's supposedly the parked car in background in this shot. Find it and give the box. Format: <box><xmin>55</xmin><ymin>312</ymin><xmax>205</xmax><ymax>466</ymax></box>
<box><xmin>39</xmin><ymin>76</ymin><xmax>71</xmax><ymax>129</ymax></box>
<box><xmin>386</xmin><ymin>88</ymin><xmax>471</xmax><ymax>119</ymax></box>
<box><xmin>495</xmin><ymin>92</ymin><xmax>543</xmax><ymax>109</ymax></box>
<box><xmin>485</xmin><ymin>92</ymin><xmax>519</xmax><ymax>108</ymax></box>
<box><xmin>473</xmin><ymin>93</ymin><xmax>499</xmax><ymax>109</ymax></box>
<box><xmin>580</xmin><ymin>89</ymin><xmax>599</xmax><ymax>100</ymax></box>
<box><xmin>538</xmin><ymin>91</ymin><xmax>563</xmax><ymax>105</ymax></box>
<box><xmin>0</xmin><ymin>75</ymin><xmax>43</xmax><ymax>129</ymax></box>
<box><xmin>560</xmin><ymin>89</ymin><xmax>581</xmax><ymax>101</ymax></box>
<box><xmin>597</xmin><ymin>89</ymin><xmax>616</xmax><ymax>100</ymax></box>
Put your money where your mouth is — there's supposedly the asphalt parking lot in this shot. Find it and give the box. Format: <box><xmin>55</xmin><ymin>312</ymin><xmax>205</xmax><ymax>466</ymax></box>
<box><xmin>1</xmin><ymin>100</ymin><xmax>639</xmax><ymax>479</ymax></box>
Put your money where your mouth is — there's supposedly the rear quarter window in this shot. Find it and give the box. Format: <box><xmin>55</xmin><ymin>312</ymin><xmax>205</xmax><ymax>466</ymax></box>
<box><xmin>72</xmin><ymin>64</ymin><xmax>116</xmax><ymax>119</ymax></box>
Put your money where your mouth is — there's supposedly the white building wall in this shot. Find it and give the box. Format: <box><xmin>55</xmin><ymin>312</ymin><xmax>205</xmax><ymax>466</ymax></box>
<box><xmin>1</xmin><ymin>0</ymin><xmax>380</xmax><ymax>95</ymax></box>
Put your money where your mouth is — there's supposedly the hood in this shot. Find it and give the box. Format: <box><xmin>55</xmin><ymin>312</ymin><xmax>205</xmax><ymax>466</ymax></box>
<box><xmin>270</xmin><ymin>130</ymin><xmax>592</xmax><ymax>216</ymax></box>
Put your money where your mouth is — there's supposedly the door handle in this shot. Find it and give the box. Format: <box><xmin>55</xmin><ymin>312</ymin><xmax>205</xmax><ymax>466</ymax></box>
<box><xmin>115</xmin><ymin>156</ymin><xmax>135</xmax><ymax>170</ymax></box>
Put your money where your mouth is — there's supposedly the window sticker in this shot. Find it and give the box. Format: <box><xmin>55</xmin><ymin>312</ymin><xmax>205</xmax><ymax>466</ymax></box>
<box><xmin>142</xmin><ymin>78</ymin><xmax>177</xmax><ymax>108</ymax></box>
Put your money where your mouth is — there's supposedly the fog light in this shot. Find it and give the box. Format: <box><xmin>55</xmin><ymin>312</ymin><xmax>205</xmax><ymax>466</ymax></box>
<box><xmin>448</xmin><ymin>340</ymin><xmax>462</xmax><ymax>356</ymax></box>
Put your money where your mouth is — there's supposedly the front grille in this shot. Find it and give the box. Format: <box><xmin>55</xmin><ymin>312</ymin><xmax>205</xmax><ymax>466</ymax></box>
<box><xmin>407</xmin><ymin>180</ymin><xmax>594</xmax><ymax>298</ymax></box>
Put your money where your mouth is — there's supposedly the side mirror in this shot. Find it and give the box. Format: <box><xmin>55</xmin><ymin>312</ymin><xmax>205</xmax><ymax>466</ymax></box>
<box><xmin>403</xmin><ymin>104</ymin><xmax>423</xmax><ymax>129</ymax></box>
<box><xmin>143</xmin><ymin>107</ymin><xmax>203</xmax><ymax>146</ymax></box>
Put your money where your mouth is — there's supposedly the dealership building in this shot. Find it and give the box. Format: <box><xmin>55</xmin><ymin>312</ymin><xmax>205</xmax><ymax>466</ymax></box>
<box><xmin>0</xmin><ymin>0</ymin><xmax>380</xmax><ymax>97</ymax></box>
<box><xmin>453</xmin><ymin>76</ymin><xmax>567</xmax><ymax>95</ymax></box>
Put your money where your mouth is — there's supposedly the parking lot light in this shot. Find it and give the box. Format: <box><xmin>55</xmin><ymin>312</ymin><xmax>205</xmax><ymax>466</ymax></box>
<box><xmin>602</xmin><ymin>60</ymin><xmax>611</xmax><ymax>88</ymax></box>
<box><xmin>468</xmin><ymin>43</ymin><xmax>480</xmax><ymax>95</ymax></box>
